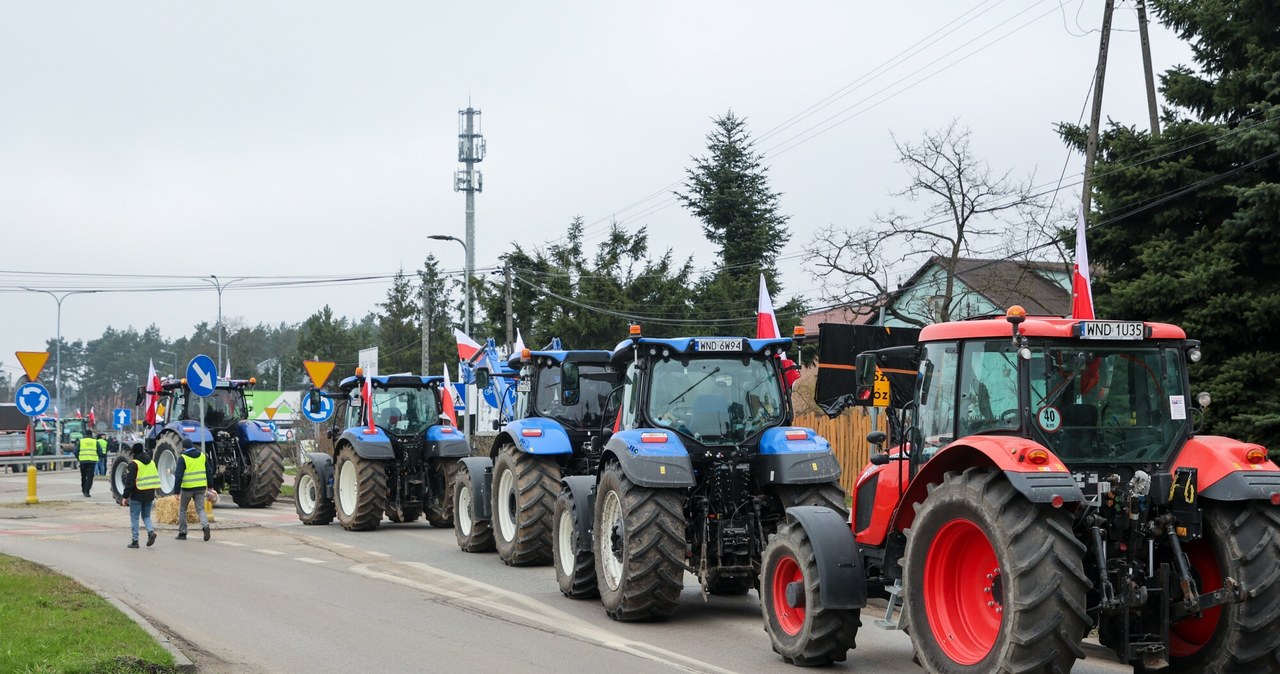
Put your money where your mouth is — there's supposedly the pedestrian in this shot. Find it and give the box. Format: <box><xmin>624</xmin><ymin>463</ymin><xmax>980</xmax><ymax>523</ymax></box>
<box><xmin>77</xmin><ymin>433</ymin><xmax>98</xmax><ymax>497</ymax></box>
<box><xmin>96</xmin><ymin>434</ymin><xmax>114</xmax><ymax>476</ymax></box>
<box><xmin>172</xmin><ymin>438</ymin><xmax>210</xmax><ymax>541</ymax></box>
<box><xmin>121</xmin><ymin>443</ymin><xmax>158</xmax><ymax>549</ymax></box>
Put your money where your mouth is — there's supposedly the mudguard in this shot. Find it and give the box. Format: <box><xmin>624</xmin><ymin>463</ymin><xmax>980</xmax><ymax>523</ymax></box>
<box><xmin>305</xmin><ymin>452</ymin><xmax>335</xmax><ymax>501</ymax></box>
<box><xmin>1174</xmin><ymin>435</ymin><xmax>1280</xmax><ymax>500</ymax></box>
<box><xmin>757</xmin><ymin>426</ymin><xmax>842</xmax><ymax>485</ymax></box>
<box><xmin>162</xmin><ymin>421</ymin><xmax>213</xmax><ymax>445</ymax></box>
<box><xmin>602</xmin><ymin>430</ymin><xmax>695</xmax><ymax>488</ymax></box>
<box><xmin>561</xmin><ymin>475</ymin><xmax>596</xmax><ymax>553</ymax></box>
<box><xmin>504</xmin><ymin>418</ymin><xmax>574</xmax><ymax>456</ymax></box>
<box><xmin>425</xmin><ymin>425</ymin><xmax>470</xmax><ymax>458</ymax></box>
<box><xmin>786</xmin><ymin>506</ymin><xmax>867</xmax><ymax>609</ymax></box>
<box><xmin>338</xmin><ymin>427</ymin><xmax>394</xmax><ymax>460</ymax></box>
<box><xmin>236</xmin><ymin>420</ymin><xmax>276</xmax><ymax>444</ymax></box>
<box><xmin>459</xmin><ymin>456</ymin><xmax>493</xmax><ymax>520</ymax></box>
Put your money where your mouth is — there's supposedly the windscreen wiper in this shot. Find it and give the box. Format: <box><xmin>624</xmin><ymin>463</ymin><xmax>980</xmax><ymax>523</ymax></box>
<box><xmin>667</xmin><ymin>367</ymin><xmax>721</xmax><ymax>405</ymax></box>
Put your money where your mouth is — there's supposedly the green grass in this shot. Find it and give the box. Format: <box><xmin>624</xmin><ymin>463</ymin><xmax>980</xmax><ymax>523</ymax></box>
<box><xmin>0</xmin><ymin>555</ymin><xmax>178</xmax><ymax>674</ymax></box>
<box><xmin>279</xmin><ymin>483</ymin><xmax>294</xmax><ymax>498</ymax></box>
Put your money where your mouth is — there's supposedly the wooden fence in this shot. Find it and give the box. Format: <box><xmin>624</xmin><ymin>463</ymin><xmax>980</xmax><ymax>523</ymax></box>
<box><xmin>795</xmin><ymin>408</ymin><xmax>884</xmax><ymax>495</ymax></box>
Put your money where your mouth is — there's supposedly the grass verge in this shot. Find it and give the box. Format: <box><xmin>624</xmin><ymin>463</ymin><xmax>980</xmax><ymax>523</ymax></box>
<box><xmin>0</xmin><ymin>554</ymin><xmax>178</xmax><ymax>674</ymax></box>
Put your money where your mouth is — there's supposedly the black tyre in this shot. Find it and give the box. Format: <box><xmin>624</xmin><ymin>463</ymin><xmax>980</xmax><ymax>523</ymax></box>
<box><xmin>424</xmin><ymin>459</ymin><xmax>459</xmax><ymax>528</ymax></box>
<box><xmin>492</xmin><ymin>445</ymin><xmax>561</xmax><ymax>566</ymax></box>
<box><xmin>108</xmin><ymin>450</ymin><xmax>135</xmax><ymax>505</ymax></box>
<box><xmin>761</xmin><ymin>517</ymin><xmax>861</xmax><ymax>665</ymax></box>
<box><xmin>454</xmin><ymin>461</ymin><xmax>494</xmax><ymax>552</ymax></box>
<box><xmin>334</xmin><ymin>445</ymin><xmax>387</xmax><ymax>531</ymax></box>
<box><xmin>553</xmin><ymin>488</ymin><xmax>598</xmax><ymax>599</ymax></box>
<box><xmin>594</xmin><ymin>461</ymin><xmax>684</xmax><ymax>621</ymax></box>
<box><xmin>1167</xmin><ymin>500</ymin><xmax>1280</xmax><ymax>673</ymax></box>
<box><xmin>774</xmin><ymin>482</ymin><xmax>849</xmax><ymax>524</ymax></box>
<box><xmin>294</xmin><ymin>460</ymin><xmax>335</xmax><ymax>526</ymax></box>
<box><xmin>153</xmin><ymin>434</ymin><xmax>182</xmax><ymax>497</ymax></box>
<box><xmin>903</xmin><ymin>468</ymin><xmax>1088</xmax><ymax>673</ymax></box>
<box><xmin>231</xmin><ymin>442</ymin><xmax>285</xmax><ymax>508</ymax></box>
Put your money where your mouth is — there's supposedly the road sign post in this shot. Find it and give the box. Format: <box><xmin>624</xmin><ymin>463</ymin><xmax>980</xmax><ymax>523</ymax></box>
<box><xmin>186</xmin><ymin>354</ymin><xmax>217</xmax><ymax>454</ymax></box>
<box><xmin>15</xmin><ymin>382</ymin><xmax>51</xmax><ymax>417</ymax></box>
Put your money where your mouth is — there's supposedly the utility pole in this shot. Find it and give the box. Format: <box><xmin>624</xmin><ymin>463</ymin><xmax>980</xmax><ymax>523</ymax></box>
<box><xmin>454</xmin><ymin>103</ymin><xmax>485</xmax><ymax>441</ymax></box>
<box><xmin>504</xmin><ymin>265</ymin><xmax>513</xmax><ymax>350</ymax></box>
<box><xmin>1082</xmin><ymin>0</ymin><xmax>1116</xmax><ymax>220</ymax></box>
<box><xmin>421</xmin><ymin>283</ymin><xmax>430</xmax><ymax>376</ymax></box>
<box><xmin>1135</xmin><ymin>0</ymin><xmax>1161</xmax><ymax>137</ymax></box>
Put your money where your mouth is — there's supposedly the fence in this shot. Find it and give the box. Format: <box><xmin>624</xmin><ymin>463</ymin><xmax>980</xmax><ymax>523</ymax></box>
<box><xmin>795</xmin><ymin>408</ymin><xmax>885</xmax><ymax>495</ymax></box>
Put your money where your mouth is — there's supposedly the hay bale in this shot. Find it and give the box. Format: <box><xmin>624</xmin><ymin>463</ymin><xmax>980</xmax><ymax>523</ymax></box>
<box><xmin>152</xmin><ymin>494</ymin><xmax>216</xmax><ymax>525</ymax></box>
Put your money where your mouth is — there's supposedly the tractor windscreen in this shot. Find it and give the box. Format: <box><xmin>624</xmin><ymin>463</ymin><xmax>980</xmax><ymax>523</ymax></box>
<box><xmin>648</xmin><ymin>356</ymin><xmax>784</xmax><ymax>446</ymax></box>
<box><xmin>1028</xmin><ymin>344</ymin><xmax>1189</xmax><ymax>464</ymax></box>
<box><xmin>198</xmin><ymin>389</ymin><xmax>249</xmax><ymax>428</ymax></box>
<box><xmin>372</xmin><ymin>386</ymin><xmax>439</xmax><ymax>436</ymax></box>
<box><xmin>534</xmin><ymin>364</ymin><xmax>616</xmax><ymax>430</ymax></box>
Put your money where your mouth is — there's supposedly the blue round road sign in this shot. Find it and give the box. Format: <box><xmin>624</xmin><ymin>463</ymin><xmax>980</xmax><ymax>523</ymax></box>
<box><xmin>186</xmin><ymin>354</ymin><xmax>218</xmax><ymax>398</ymax></box>
<box><xmin>14</xmin><ymin>382</ymin><xmax>50</xmax><ymax>417</ymax></box>
<box><xmin>301</xmin><ymin>391</ymin><xmax>334</xmax><ymax>423</ymax></box>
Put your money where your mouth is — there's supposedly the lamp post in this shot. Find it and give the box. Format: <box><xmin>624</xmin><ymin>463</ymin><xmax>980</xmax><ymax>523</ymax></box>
<box><xmin>428</xmin><ymin>234</ymin><xmax>471</xmax><ymax>443</ymax></box>
<box><xmin>22</xmin><ymin>288</ymin><xmax>99</xmax><ymax>415</ymax></box>
<box><xmin>159</xmin><ymin>349</ymin><xmax>177</xmax><ymax>378</ymax></box>
<box><xmin>202</xmin><ymin>276</ymin><xmax>246</xmax><ymax>375</ymax></box>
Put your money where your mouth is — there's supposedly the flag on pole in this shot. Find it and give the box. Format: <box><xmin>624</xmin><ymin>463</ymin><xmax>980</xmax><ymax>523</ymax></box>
<box><xmin>75</xmin><ymin>409</ymin><xmax>82</xmax><ymax>419</ymax></box>
<box><xmin>513</xmin><ymin>328</ymin><xmax>526</xmax><ymax>356</ymax></box>
<box><xmin>757</xmin><ymin>274</ymin><xmax>801</xmax><ymax>388</ymax></box>
<box><xmin>441</xmin><ymin>364</ymin><xmax>458</xmax><ymax>427</ymax></box>
<box><xmin>224</xmin><ymin>359</ymin><xmax>232</xmax><ymax>380</ymax></box>
<box><xmin>1072</xmin><ymin>205</ymin><xmax>1095</xmax><ymax>319</ymax></box>
<box><xmin>362</xmin><ymin>372</ymin><xmax>376</xmax><ymax>434</ymax></box>
<box><xmin>88</xmin><ymin>407</ymin><xmax>95</xmax><ymax>428</ymax></box>
<box><xmin>454</xmin><ymin>328</ymin><xmax>482</xmax><ymax>361</ymax></box>
<box><xmin>144</xmin><ymin>359</ymin><xmax>161</xmax><ymax>425</ymax></box>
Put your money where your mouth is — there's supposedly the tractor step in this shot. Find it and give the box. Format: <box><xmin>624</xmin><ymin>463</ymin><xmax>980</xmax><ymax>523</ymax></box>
<box><xmin>875</xmin><ymin>580</ymin><xmax>905</xmax><ymax>630</ymax></box>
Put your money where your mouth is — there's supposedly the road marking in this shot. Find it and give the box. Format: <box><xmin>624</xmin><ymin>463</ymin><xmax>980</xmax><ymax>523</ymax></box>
<box><xmin>365</xmin><ymin>550</ymin><xmax>390</xmax><ymax>557</ymax></box>
<box><xmin>295</xmin><ymin>557</ymin><xmax>326</xmax><ymax>564</ymax></box>
<box><xmin>256</xmin><ymin>549</ymin><xmax>286</xmax><ymax>556</ymax></box>
<box><xmin>327</xmin><ymin>541</ymin><xmax>353</xmax><ymax>548</ymax></box>
<box><xmin>218</xmin><ymin>541</ymin><xmax>246</xmax><ymax>547</ymax></box>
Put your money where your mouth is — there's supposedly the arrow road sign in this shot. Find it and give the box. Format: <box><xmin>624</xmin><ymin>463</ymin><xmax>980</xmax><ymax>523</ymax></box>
<box><xmin>15</xmin><ymin>382</ymin><xmax>50</xmax><ymax>417</ymax></box>
<box><xmin>186</xmin><ymin>354</ymin><xmax>217</xmax><ymax>397</ymax></box>
<box><xmin>113</xmin><ymin>408</ymin><xmax>132</xmax><ymax>429</ymax></box>
<box><xmin>300</xmin><ymin>391</ymin><xmax>334</xmax><ymax>423</ymax></box>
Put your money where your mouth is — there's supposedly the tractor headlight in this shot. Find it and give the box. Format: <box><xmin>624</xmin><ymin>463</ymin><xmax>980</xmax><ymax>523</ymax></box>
<box><xmin>1196</xmin><ymin>391</ymin><xmax>1211</xmax><ymax>408</ymax></box>
<box><xmin>1187</xmin><ymin>347</ymin><xmax>1202</xmax><ymax>363</ymax></box>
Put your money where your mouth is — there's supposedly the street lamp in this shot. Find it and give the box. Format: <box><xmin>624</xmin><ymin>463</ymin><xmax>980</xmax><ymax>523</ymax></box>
<box><xmin>22</xmin><ymin>287</ymin><xmax>99</xmax><ymax>419</ymax></box>
<box><xmin>159</xmin><ymin>349</ymin><xmax>177</xmax><ymax>378</ymax></box>
<box><xmin>201</xmin><ymin>276</ymin><xmax>247</xmax><ymax>375</ymax></box>
<box><xmin>428</xmin><ymin>234</ymin><xmax>471</xmax><ymax>443</ymax></box>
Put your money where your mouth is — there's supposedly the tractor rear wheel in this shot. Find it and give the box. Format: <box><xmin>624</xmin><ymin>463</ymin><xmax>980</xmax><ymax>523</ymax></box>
<box><xmin>774</xmin><ymin>482</ymin><xmax>849</xmax><ymax>526</ymax></box>
<box><xmin>594</xmin><ymin>461</ymin><xmax>684</xmax><ymax>621</ymax></box>
<box><xmin>153</xmin><ymin>434</ymin><xmax>182</xmax><ymax>497</ymax></box>
<box><xmin>904</xmin><ymin>468</ymin><xmax>1088</xmax><ymax>673</ymax></box>
<box><xmin>232</xmin><ymin>442</ymin><xmax>285</xmax><ymax>508</ymax></box>
<box><xmin>553</xmin><ymin>488</ymin><xmax>598</xmax><ymax>599</ymax></box>
<box><xmin>334</xmin><ymin>445</ymin><xmax>386</xmax><ymax>531</ymax></box>
<box><xmin>294</xmin><ymin>460</ymin><xmax>334</xmax><ymax>526</ymax></box>
<box><xmin>762</xmin><ymin>517</ymin><xmax>861</xmax><ymax>665</ymax></box>
<box><xmin>424</xmin><ymin>459</ymin><xmax>459</xmax><ymax>528</ymax></box>
<box><xmin>109</xmin><ymin>450</ymin><xmax>134</xmax><ymax>505</ymax></box>
<box><xmin>492</xmin><ymin>445</ymin><xmax>561</xmax><ymax>566</ymax></box>
<box><xmin>1167</xmin><ymin>500</ymin><xmax>1280</xmax><ymax>673</ymax></box>
<box><xmin>454</xmin><ymin>461</ymin><xmax>494</xmax><ymax>551</ymax></box>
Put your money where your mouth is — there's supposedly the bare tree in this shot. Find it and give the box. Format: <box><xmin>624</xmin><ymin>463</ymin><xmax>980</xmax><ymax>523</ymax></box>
<box><xmin>807</xmin><ymin>121</ymin><xmax>1050</xmax><ymax>326</ymax></box>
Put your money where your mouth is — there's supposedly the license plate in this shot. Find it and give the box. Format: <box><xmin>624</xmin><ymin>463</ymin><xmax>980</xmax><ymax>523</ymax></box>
<box><xmin>1078</xmin><ymin>321</ymin><xmax>1144</xmax><ymax>340</ymax></box>
<box><xmin>694</xmin><ymin>338</ymin><xmax>743</xmax><ymax>352</ymax></box>
<box><xmin>516</xmin><ymin>380</ymin><xmax>531</xmax><ymax>393</ymax></box>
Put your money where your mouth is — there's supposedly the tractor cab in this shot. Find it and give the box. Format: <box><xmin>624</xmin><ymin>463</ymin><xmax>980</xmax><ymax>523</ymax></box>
<box><xmin>178</xmin><ymin>383</ymin><xmax>251</xmax><ymax>430</ymax></box>
<box><xmin>334</xmin><ymin>374</ymin><xmax>446</xmax><ymax>438</ymax></box>
<box><xmin>510</xmin><ymin>348</ymin><xmax>619</xmax><ymax>433</ymax></box>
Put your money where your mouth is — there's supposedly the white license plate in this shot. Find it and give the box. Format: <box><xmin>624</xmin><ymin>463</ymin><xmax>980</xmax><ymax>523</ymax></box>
<box><xmin>516</xmin><ymin>380</ymin><xmax>531</xmax><ymax>393</ymax></box>
<box><xmin>1079</xmin><ymin>321</ymin><xmax>1144</xmax><ymax>340</ymax></box>
<box><xmin>694</xmin><ymin>338</ymin><xmax>744</xmax><ymax>352</ymax></box>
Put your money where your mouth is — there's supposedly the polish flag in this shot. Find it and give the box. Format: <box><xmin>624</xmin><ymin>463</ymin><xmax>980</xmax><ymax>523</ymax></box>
<box><xmin>88</xmin><ymin>407</ymin><xmax>95</xmax><ymax>428</ymax></box>
<box><xmin>224</xmin><ymin>359</ymin><xmax>232</xmax><ymax>380</ymax></box>
<box><xmin>76</xmin><ymin>409</ymin><xmax>82</xmax><ymax>419</ymax></box>
<box><xmin>454</xmin><ymin>328</ymin><xmax>482</xmax><ymax>361</ymax></box>
<box><xmin>757</xmin><ymin>274</ymin><xmax>801</xmax><ymax>388</ymax></box>
<box><xmin>144</xmin><ymin>359</ymin><xmax>162</xmax><ymax>425</ymax></box>
<box><xmin>513</xmin><ymin>328</ymin><xmax>526</xmax><ymax>357</ymax></box>
<box><xmin>362</xmin><ymin>372</ymin><xmax>377</xmax><ymax>434</ymax></box>
<box><xmin>441</xmin><ymin>364</ymin><xmax>458</xmax><ymax>427</ymax></box>
<box><xmin>1072</xmin><ymin>205</ymin><xmax>1095</xmax><ymax>319</ymax></box>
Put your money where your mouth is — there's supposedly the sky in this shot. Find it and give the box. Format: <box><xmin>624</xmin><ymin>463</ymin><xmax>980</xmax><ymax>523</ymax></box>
<box><xmin>0</xmin><ymin>0</ymin><xmax>1197</xmax><ymax>387</ymax></box>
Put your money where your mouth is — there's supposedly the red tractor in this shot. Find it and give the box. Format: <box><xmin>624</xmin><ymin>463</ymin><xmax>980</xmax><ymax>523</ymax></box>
<box><xmin>761</xmin><ymin>308</ymin><xmax>1280</xmax><ymax>672</ymax></box>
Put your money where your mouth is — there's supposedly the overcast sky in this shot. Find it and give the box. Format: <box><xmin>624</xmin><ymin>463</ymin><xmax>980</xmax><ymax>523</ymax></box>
<box><xmin>0</xmin><ymin>1</ymin><xmax>1195</xmax><ymax>386</ymax></box>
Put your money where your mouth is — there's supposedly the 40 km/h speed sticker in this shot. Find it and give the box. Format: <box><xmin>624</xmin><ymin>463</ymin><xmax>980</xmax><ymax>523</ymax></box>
<box><xmin>1037</xmin><ymin>406</ymin><xmax>1062</xmax><ymax>432</ymax></box>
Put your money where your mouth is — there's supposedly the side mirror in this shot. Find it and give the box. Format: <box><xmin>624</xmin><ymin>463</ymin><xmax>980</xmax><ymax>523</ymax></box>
<box><xmin>561</xmin><ymin>362</ymin><xmax>580</xmax><ymax>405</ymax></box>
<box><xmin>491</xmin><ymin>419</ymin><xmax>500</xmax><ymax>430</ymax></box>
<box><xmin>135</xmin><ymin>386</ymin><xmax>146</xmax><ymax>407</ymax></box>
<box><xmin>854</xmin><ymin>353</ymin><xmax>877</xmax><ymax>403</ymax></box>
<box><xmin>308</xmin><ymin>388</ymin><xmax>322</xmax><ymax>414</ymax></box>
<box><xmin>866</xmin><ymin>430</ymin><xmax>886</xmax><ymax>447</ymax></box>
<box><xmin>476</xmin><ymin>368</ymin><xmax>490</xmax><ymax>390</ymax></box>
<box><xmin>917</xmin><ymin>359</ymin><xmax>934</xmax><ymax>406</ymax></box>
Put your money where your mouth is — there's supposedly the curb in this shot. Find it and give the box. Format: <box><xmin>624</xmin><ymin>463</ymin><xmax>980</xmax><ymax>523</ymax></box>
<box><xmin>101</xmin><ymin>593</ymin><xmax>196</xmax><ymax>672</ymax></box>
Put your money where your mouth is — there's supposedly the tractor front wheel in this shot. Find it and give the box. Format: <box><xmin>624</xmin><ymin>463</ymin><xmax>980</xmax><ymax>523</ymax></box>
<box><xmin>553</xmin><ymin>488</ymin><xmax>597</xmax><ymax>599</ymax></box>
<box><xmin>904</xmin><ymin>467</ymin><xmax>1088</xmax><ymax>673</ymax></box>
<box><xmin>594</xmin><ymin>461</ymin><xmax>684</xmax><ymax>621</ymax></box>
<box><xmin>761</xmin><ymin>517</ymin><xmax>860</xmax><ymax>666</ymax></box>
<box><xmin>424</xmin><ymin>459</ymin><xmax>459</xmax><ymax>528</ymax></box>
<box><xmin>108</xmin><ymin>449</ymin><xmax>135</xmax><ymax>505</ymax></box>
<box><xmin>454</xmin><ymin>461</ymin><xmax>494</xmax><ymax>552</ymax></box>
<box><xmin>294</xmin><ymin>460</ymin><xmax>334</xmax><ymax>526</ymax></box>
<box><xmin>334</xmin><ymin>445</ymin><xmax>387</xmax><ymax>531</ymax></box>
<box><xmin>231</xmin><ymin>442</ymin><xmax>285</xmax><ymax>508</ymax></box>
<box><xmin>153</xmin><ymin>435</ymin><xmax>182</xmax><ymax>497</ymax></box>
<box><xmin>492</xmin><ymin>445</ymin><xmax>560</xmax><ymax>566</ymax></box>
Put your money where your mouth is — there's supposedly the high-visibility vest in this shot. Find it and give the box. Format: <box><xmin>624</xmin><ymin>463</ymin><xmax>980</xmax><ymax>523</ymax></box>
<box><xmin>180</xmin><ymin>452</ymin><xmax>208</xmax><ymax>489</ymax></box>
<box><xmin>97</xmin><ymin>438</ymin><xmax>107</xmax><ymax>453</ymax></box>
<box><xmin>78</xmin><ymin>437</ymin><xmax>99</xmax><ymax>462</ymax></box>
<box><xmin>133</xmin><ymin>460</ymin><xmax>160</xmax><ymax>490</ymax></box>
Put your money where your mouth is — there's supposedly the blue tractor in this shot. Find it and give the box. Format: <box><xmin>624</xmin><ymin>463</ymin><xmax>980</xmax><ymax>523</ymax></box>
<box><xmin>294</xmin><ymin>372</ymin><xmax>469</xmax><ymax>531</ymax></box>
<box><xmin>454</xmin><ymin>339</ymin><xmax>621</xmax><ymax>569</ymax></box>
<box><xmin>554</xmin><ymin>327</ymin><xmax>847</xmax><ymax>619</ymax></box>
<box><xmin>113</xmin><ymin>377</ymin><xmax>284</xmax><ymax>507</ymax></box>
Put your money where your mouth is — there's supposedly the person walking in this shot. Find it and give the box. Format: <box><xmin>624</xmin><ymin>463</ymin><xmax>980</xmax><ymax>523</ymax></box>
<box><xmin>172</xmin><ymin>438</ymin><xmax>210</xmax><ymax>541</ymax></box>
<box><xmin>96</xmin><ymin>433</ymin><xmax>113</xmax><ymax>476</ymax></box>
<box><xmin>121</xmin><ymin>444</ymin><xmax>159</xmax><ymax>549</ymax></box>
<box><xmin>77</xmin><ymin>434</ymin><xmax>99</xmax><ymax>497</ymax></box>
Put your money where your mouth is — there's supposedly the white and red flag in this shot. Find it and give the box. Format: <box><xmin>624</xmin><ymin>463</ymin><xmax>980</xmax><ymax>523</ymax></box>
<box><xmin>441</xmin><ymin>365</ymin><xmax>458</xmax><ymax>427</ymax></box>
<box><xmin>87</xmin><ymin>407</ymin><xmax>95</xmax><ymax>428</ymax></box>
<box><xmin>454</xmin><ymin>328</ymin><xmax>482</xmax><ymax>361</ymax></box>
<box><xmin>1072</xmin><ymin>205</ymin><xmax>1095</xmax><ymax>319</ymax></box>
<box><xmin>75</xmin><ymin>409</ymin><xmax>82</xmax><ymax>419</ymax></box>
<box><xmin>144</xmin><ymin>359</ymin><xmax>162</xmax><ymax>425</ymax></box>
<box><xmin>513</xmin><ymin>328</ymin><xmax>526</xmax><ymax>356</ymax></box>
<box><xmin>362</xmin><ymin>371</ymin><xmax>376</xmax><ymax>434</ymax></box>
<box><xmin>757</xmin><ymin>274</ymin><xmax>801</xmax><ymax>388</ymax></box>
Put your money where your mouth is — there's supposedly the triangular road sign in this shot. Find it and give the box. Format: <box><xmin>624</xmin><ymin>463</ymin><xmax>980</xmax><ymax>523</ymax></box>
<box><xmin>15</xmin><ymin>352</ymin><xmax>50</xmax><ymax>382</ymax></box>
<box><xmin>303</xmin><ymin>361</ymin><xmax>336</xmax><ymax>389</ymax></box>
<box><xmin>264</xmin><ymin>407</ymin><xmax>277</xmax><ymax>420</ymax></box>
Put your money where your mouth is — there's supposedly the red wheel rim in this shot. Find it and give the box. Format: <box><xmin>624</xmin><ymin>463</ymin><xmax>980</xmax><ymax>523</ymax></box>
<box><xmin>924</xmin><ymin>518</ymin><xmax>1002</xmax><ymax>665</ymax></box>
<box><xmin>771</xmin><ymin>554</ymin><xmax>805</xmax><ymax>635</ymax></box>
<box><xmin>1170</xmin><ymin>540</ymin><xmax>1222</xmax><ymax>657</ymax></box>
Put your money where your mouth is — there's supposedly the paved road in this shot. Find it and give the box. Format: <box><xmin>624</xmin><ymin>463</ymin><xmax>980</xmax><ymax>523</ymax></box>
<box><xmin>0</xmin><ymin>469</ymin><xmax>1136</xmax><ymax>673</ymax></box>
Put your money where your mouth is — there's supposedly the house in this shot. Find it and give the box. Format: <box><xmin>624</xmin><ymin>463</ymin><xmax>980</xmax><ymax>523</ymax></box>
<box><xmin>878</xmin><ymin>256</ymin><xmax>1071</xmax><ymax>326</ymax></box>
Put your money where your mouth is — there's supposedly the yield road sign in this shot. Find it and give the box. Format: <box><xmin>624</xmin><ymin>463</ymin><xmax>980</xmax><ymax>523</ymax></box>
<box><xmin>302</xmin><ymin>360</ymin><xmax>336</xmax><ymax>389</ymax></box>
<box><xmin>300</xmin><ymin>391</ymin><xmax>334</xmax><ymax>423</ymax></box>
<box><xmin>186</xmin><ymin>354</ymin><xmax>217</xmax><ymax>397</ymax></box>
<box><xmin>15</xmin><ymin>382</ymin><xmax>50</xmax><ymax>417</ymax></box>
<box><xmin>113</xmin><ymin>408</ymin><xmax>132</xmax><ymax>429</ymax></box>
<box><xmin>15</xmin><ymin>351</ymin><xmax>50</xmax><ymax>381</ymax></box>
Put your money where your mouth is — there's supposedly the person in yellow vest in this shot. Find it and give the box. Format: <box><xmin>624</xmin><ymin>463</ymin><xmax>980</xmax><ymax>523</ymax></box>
<box><xmin>172</xmin><ymin>438</ymin><xmax>210</xmax><ymax>541</ymax></box>
<box><xmin>121</xmin><ymin>444</ymin><xmax>159</xmax><ymax>548</ymax></box>
<box><xmin>77</xmin><ymin>434</ymin><xmax>99</xmax><ymax>497</ymax></box>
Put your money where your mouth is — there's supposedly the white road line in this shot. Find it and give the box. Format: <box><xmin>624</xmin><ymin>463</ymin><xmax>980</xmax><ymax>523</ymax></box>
<box><xmin>327</xmin><ymin>541</ymin><xmax>353</xmax><ymax>548</ymax></box>
<box><xmin>365</xmin><ymin>550</ymin><xmax>390</xmax><ymax>557</ymax></box>
<box><xmin>218</xmin><ymin>541</ymin><xmax>246</xmax><ymax>547</ymax></box>
<box><xmin>256</xmin><ymin>549</ymin><xmax>286</xmax><ymax>556</ymax></box>
<box><xmin>295</xmin><ymin>557</ymin><xmax>326</xmax><ymax>564</ymax></box>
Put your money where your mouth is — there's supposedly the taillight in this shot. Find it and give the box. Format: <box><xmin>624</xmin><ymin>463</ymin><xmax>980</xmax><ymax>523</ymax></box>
<box><xmin>362</xmin><ymin>427</ymin><xmax>378</xmax><ymax>435</ymax></box>
<box><xmin>522</xmin><ymin>428</ymin><xmax>543</xmax><ymax>438</ymax></box>
<box><xmin>785</xmin><ymin>430</ymin><xmax>808</xmax><ymax>441</ymax></box>
<box><xmin>641</xmin><ymin>432</ymin><xmax>668</xmax><ymax>443</ymax></box>
<box><xmin>439</xmin><ymin>427</ymin><xmax>454</xmax><ymax>434</ymax></box>
<box><xmin>182</xmin><ymin>426</ymin><xmax>196</xmax><ymax>433</ymax></box>
<box><xmin>1051</xmin><ymin>494</ymin><xmax>1064</xmax><ymax>509</ymax></box>
<box><xmin>1245</xmin><ymin>447</ymin><xmax>1268</xmax><ymax>464</ymax></box>
<box><xmin>1026</xmin><ymin>448</ymin><xmax>1050</xmax><ymax>466</ymax></box>
<box><xmin>1271</xmin><ymin>492</ymin><xmax>1280</xmax><ymax>506</ymax></box>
